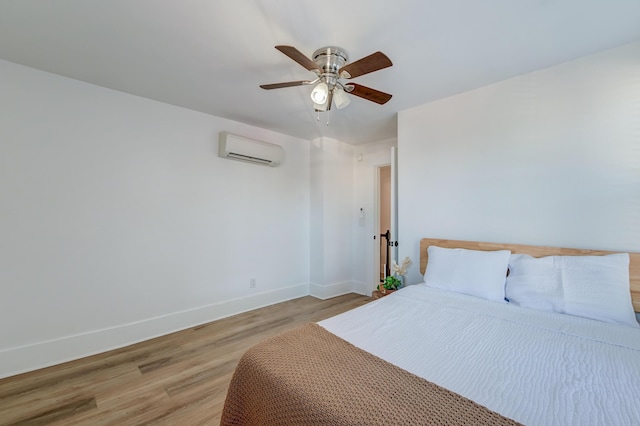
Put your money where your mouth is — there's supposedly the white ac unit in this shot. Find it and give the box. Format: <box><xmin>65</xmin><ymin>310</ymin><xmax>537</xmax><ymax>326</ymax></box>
<box><xmin>218</xmin><ymin>132</ymin><xmax>284</xmax><ymax>167</ymax></box>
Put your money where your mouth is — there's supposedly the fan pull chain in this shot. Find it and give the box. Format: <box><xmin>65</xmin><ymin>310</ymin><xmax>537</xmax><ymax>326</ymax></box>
<box><xmin>314</xmin><ymin>110</ymin><xmax>330</xmax><ymax>126</ymax></box>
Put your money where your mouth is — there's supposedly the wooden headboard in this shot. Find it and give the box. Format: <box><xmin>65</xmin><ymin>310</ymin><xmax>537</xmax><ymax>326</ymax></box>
<box><xmin>419</xmin><ymin>238</ymin><xmax>640</xmax><ymax>312</ymax></box>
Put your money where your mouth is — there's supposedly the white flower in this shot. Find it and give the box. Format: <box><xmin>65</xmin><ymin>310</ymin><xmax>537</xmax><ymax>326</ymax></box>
<box><xmin>391</xmin><ymin>256</ymin><xmax>412</xmax><ymax>276</ymax></box>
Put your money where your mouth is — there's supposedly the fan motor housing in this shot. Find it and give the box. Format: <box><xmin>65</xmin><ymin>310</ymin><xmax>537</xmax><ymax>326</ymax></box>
<box><xmin>312</xmin><ymin>46</ymin><xmax>349</xmax><ymax>74</ymax></box>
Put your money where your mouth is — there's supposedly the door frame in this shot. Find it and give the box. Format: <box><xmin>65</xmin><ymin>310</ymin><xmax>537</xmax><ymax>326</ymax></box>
<box><xmin>372</xmin><ymin>163</ymin><xmax>394</xmax><ymax>294</ymax></box>
<box><xmin>370</xmin><ymin>146</ymin><xmax>398</xmax><ymax>296</ymax></box>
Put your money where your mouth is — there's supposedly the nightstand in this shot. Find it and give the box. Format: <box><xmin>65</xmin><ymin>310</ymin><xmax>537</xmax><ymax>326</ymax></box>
<box><xmin>372</xmin><ymin>289</ymin><xmax>395</xmax><ymax>299</ymax></box>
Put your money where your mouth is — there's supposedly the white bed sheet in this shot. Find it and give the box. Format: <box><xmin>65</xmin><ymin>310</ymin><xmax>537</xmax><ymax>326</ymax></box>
<box><xmin>319</xmin><ymin>284</ymin><xmax>640</xmax><ymax>426</ymax></box>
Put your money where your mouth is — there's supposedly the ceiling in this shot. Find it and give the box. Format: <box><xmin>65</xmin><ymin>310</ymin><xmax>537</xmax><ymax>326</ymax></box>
<box><xmin>1</xmin><ymin>1</ymin><xmax>639</xmax><ymax>145</ymax></box>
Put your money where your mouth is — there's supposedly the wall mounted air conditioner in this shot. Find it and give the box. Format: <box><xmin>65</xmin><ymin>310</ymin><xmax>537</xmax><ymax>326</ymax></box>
<box><xmin>218</xmin><ymin>132</ymin><xmax>284</xmax><ymax>167</ymax></box>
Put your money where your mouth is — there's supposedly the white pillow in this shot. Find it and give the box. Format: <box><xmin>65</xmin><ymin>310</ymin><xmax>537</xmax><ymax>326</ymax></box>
<box><xmin>506</xmin><ymin>253</ymin><xmax>639</xmax><ymax>328</ymax></box>
<box><xmin>423</xmin><ymin>246</ymin><xmax>510</xmax><ymax>302</ymax></box>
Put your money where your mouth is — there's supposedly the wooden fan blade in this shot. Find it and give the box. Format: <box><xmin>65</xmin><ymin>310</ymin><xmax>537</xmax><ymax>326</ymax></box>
<box><xmin>275</xmin><ymin>45</ymin><xmax>320</xmax><ymax>72</ymax></box>
<box><xmin>346</xmin><ymin>83</ymin><xmax>392</xmax><ymax>105</ymax></box>
<box><xmin>340</xmin><ymin>51</ymin><xmax>392</xmax><ymax>79</ymax></box>
<box><xmin>260</xmin><ymin>80</ymin><xmax>312</xmax><ymax>90</ymax></box>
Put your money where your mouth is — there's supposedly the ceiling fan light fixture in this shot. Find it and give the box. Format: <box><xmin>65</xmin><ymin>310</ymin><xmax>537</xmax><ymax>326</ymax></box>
<box><xmin>313</xmin><ymin>101</ymin><xmax>328</xmax><ymax>112</ymax></box>
<box><xmin>261</xmin><ymin>45</ymin><xmax>393</xmax><ymax>117</ymax></box>
<box><xmin>333</xmin><ymin>87</ymin><xmax>351</xmax><ymax>110</ymax></box>
<box><xmin>310</xmin><ymin>82</ymin><xmax>329</xmax><ymax>104</ymax></box>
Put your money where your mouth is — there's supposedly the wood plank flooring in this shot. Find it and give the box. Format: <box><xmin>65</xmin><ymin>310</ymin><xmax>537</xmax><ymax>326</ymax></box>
<box><xmin>0</xmin><ymin>294</ymin><xmax>371</xmax><ymax>425</ymax></box>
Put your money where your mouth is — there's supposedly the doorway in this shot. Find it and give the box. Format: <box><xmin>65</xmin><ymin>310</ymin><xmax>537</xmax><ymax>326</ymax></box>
<box><xmin>377</xmin><ymin>165</ymin><xmax>392</xmax><ymax>283</ymax></box>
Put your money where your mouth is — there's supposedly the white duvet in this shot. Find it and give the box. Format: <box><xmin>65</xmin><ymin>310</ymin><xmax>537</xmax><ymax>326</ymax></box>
<box><xmin>319</xmin><ymin>284</ymin><xmax>640</xmax><ymax>426</ymax></box>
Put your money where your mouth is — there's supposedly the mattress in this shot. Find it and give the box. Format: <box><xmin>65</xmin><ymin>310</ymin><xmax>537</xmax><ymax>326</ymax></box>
<box><xmin>319</xmin><ymin>284</ymin><xmax>640</xmax><ymax>426</ymax></box>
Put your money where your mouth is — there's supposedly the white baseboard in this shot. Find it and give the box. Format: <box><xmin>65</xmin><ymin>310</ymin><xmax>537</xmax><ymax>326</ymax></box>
<box><xmin>309</xmin><ymin>280</ymin><xmax>363</xmax><ymax>300</ymax></box>
<box><xmin>0</xmin><ymin>283</ymin><xmax>309</xmax><ymax>380</ymax></box>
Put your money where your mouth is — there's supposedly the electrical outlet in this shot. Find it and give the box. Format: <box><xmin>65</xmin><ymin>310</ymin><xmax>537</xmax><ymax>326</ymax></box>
<box><xmin>250</xmin><ymin>278</ymin><xmax>256</xmax><ymax>288</ymax></box>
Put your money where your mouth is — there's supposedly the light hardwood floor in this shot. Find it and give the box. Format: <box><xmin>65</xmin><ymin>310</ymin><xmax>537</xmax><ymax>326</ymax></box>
<box><xmin>0</xmin><ymin>294</ymin><xmax>371</xmax><ymax>425</ymax></box>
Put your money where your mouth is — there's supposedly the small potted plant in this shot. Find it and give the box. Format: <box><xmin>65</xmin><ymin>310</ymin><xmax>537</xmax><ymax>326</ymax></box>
<box><xmin>380</xmin><ymin>275</ymin><xmax>403</xmax><ymax>294</ymax></box>
<box><xmin>378</xmin><ymin>257</ymin><xmax>412</xmax><ymax>294</ymax></box>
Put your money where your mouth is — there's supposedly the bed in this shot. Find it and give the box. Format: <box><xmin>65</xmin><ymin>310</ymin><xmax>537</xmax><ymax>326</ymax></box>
<box><xmin>221</xmin><ymin>238</ymin><xmax>640</xmax><ymax>425</ymax></box>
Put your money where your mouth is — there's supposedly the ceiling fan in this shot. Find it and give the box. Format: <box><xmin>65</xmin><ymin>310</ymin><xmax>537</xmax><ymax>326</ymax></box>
<box><xmin>260</xmin><ymin>45</ymin><xmax>393</xmax><ymax>112</ymax></box>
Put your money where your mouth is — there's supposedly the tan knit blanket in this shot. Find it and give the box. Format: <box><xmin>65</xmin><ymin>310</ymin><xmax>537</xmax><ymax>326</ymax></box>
<box><xmin>220</xmin><ymin>323</ymin><xmax>521</xmax><ymax>425</ymax></box>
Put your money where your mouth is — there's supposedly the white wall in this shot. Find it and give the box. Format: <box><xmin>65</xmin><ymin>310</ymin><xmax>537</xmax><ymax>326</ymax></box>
<box><xmin>308</xmin><ymin>137</ymin><xmax>396</xmax><ymax>298</ymax></box>
<box><xmin>398</xmin><ymin>41</ymin><xmax>640</xmax><ymax>285</ymax></box>
<box><xmin>0</xmin><ymin>59</ymin><xmax>310</xmax><ymax>378</ymax></box>
<box><xmin>309</xmin><ymin>137</ymin><xmax>355</xmax><ymax>298</ymax></box>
